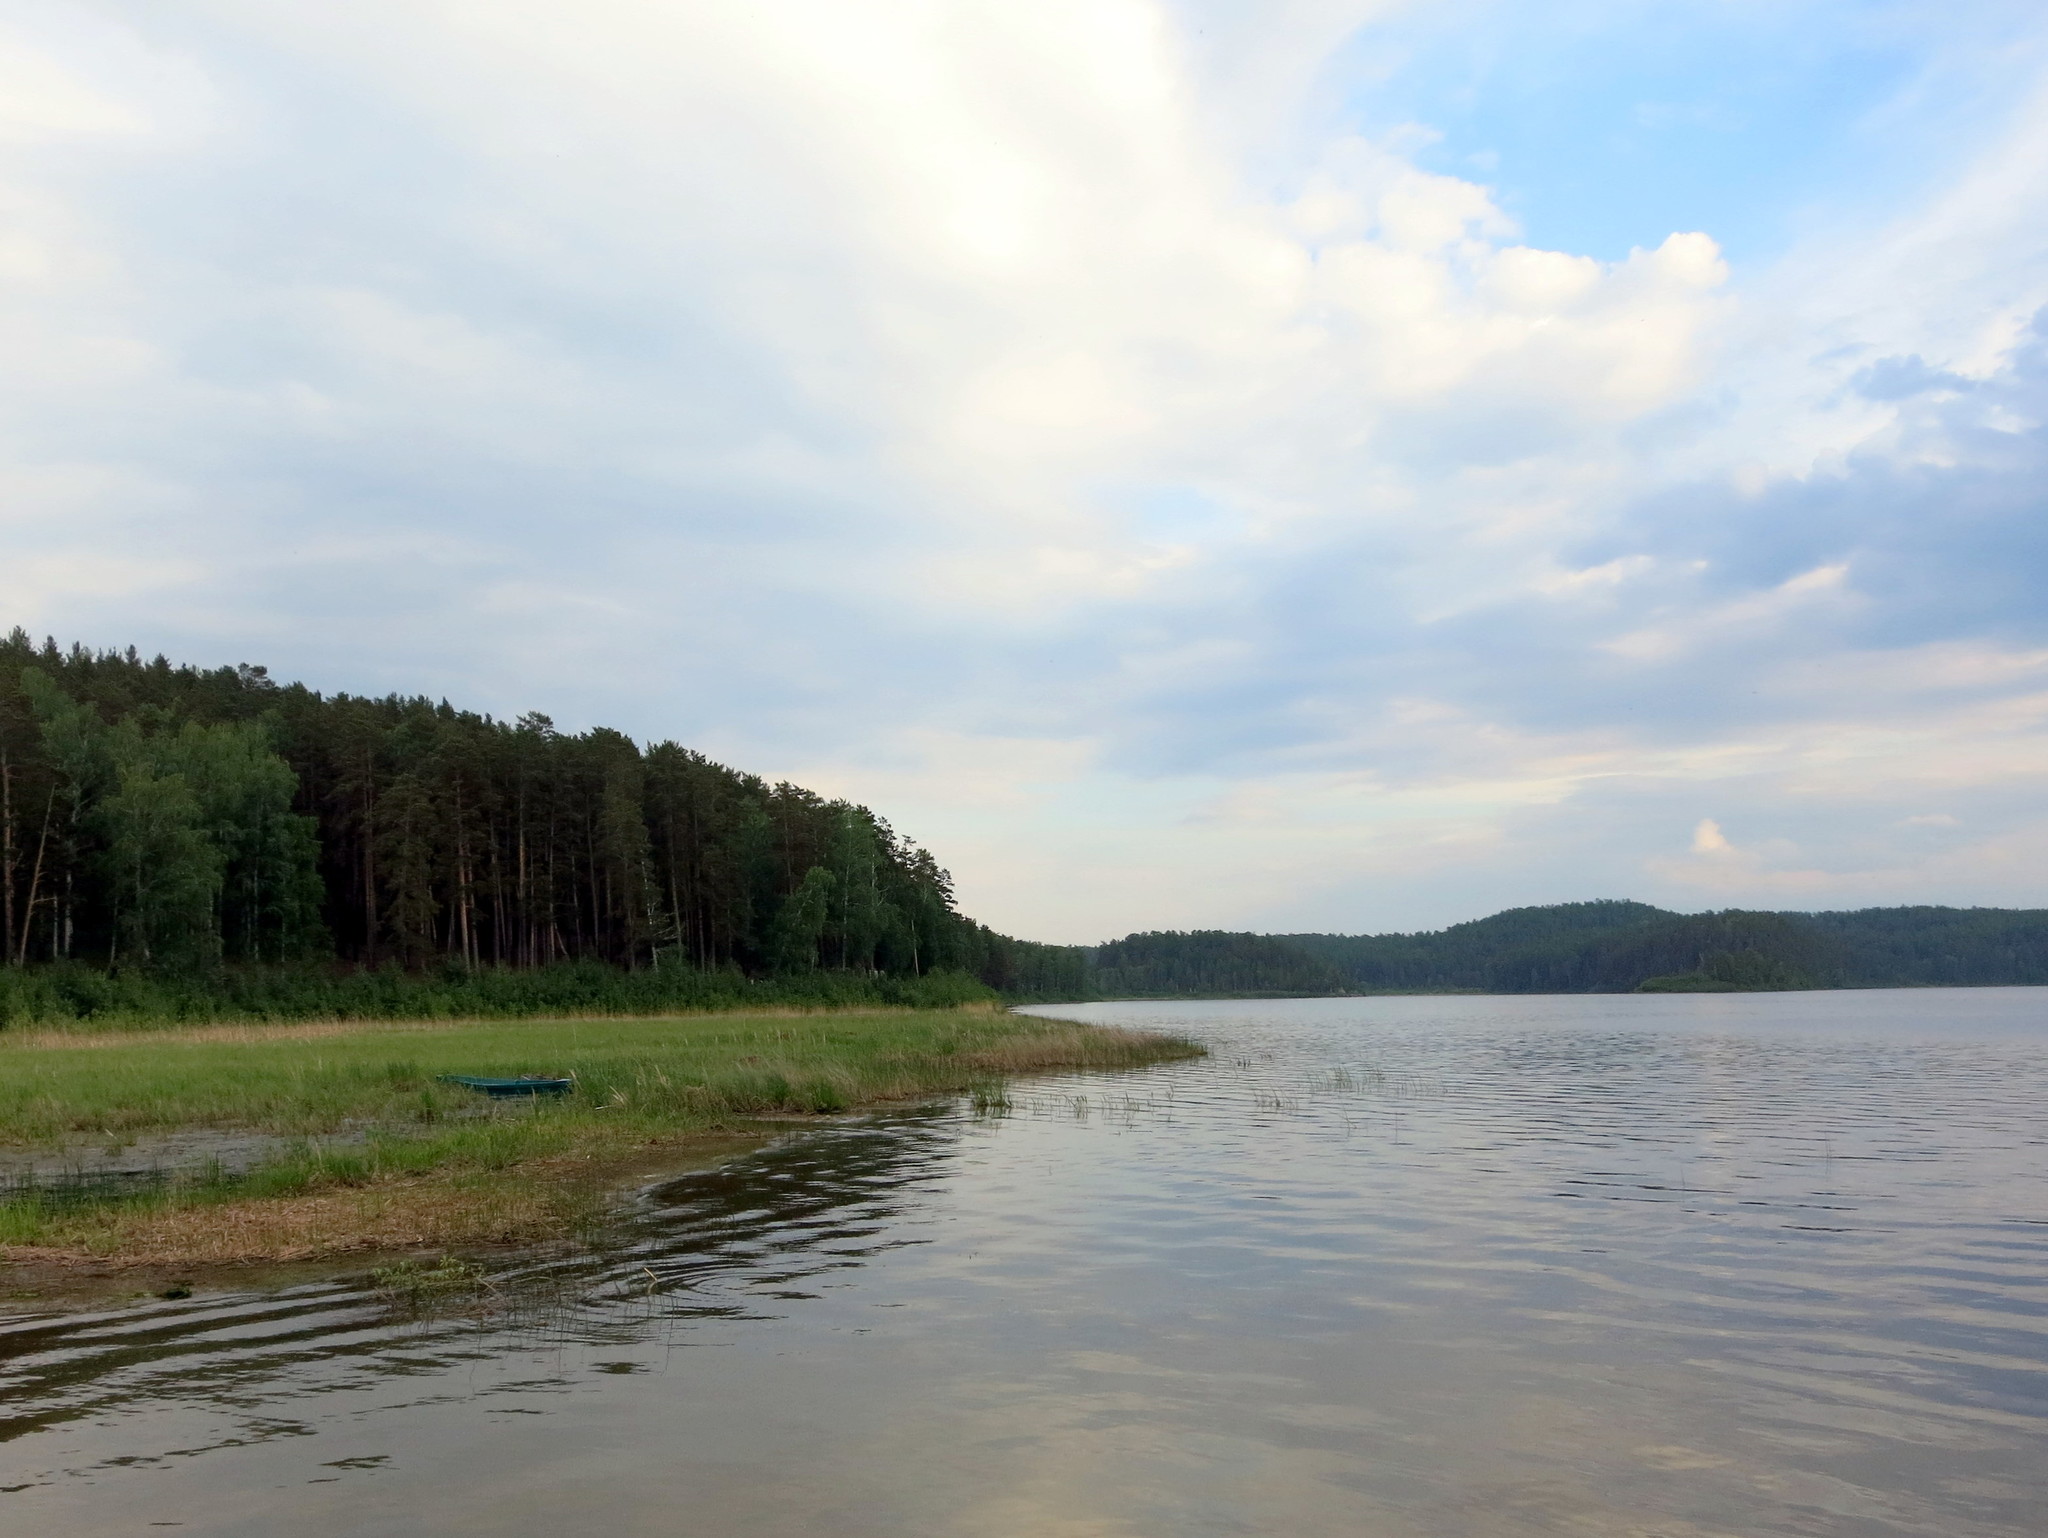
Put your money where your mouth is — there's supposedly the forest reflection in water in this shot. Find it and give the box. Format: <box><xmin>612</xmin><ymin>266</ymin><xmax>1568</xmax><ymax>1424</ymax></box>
<box><xmin>4</xmin><ymin>988</ymin><xmax>2048</xmax><ymax>1537</ymax></box>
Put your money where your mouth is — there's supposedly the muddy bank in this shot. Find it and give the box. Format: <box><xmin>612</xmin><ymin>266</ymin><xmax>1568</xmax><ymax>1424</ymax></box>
<box><xmin>0</xmin><ymin>1129</ymin><xmax>773</xmax><ymax>1302</ymax></box>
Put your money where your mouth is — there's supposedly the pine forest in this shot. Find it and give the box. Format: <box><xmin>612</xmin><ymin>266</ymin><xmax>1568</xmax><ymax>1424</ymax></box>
<box><xmin>0</xmin><ymin>634</ymin><xmax>1084</xmax><ymax>1021</ymax></box>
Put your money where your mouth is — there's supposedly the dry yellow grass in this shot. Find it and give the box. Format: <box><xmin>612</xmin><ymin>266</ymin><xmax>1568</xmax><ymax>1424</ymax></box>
<box><xmin>959</xmin><ymin>1024</ymin><xmax>1172</xmax><ymax>1072</ymax></box>
<box><xmin>10</xmin><ymin>1000</ymin><xmax>1004</xmax><ymax>1052</ymax></box>
<box><xmin>8</xmin><ymin>1181</ymin><xmax>562</xmax><ymax>1267</ymax></box>
<box><xmin>1</xmin><ymin>1129</ymin><xmax>767</xmax><ymax>1268</ymax></box>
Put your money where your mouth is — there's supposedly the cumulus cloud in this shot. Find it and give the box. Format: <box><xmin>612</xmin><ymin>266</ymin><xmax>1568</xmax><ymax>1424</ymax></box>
<box><xmin>0</xmin><ymin>1</ymin><xmax>2045</xmax><ymax>938</ymax></box>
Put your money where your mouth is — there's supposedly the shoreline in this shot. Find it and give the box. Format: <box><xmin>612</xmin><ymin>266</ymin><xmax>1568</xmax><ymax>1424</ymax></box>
<box><xmin>0</xmin><ymin>1007</ymin><xmax>1200</xmax><ymax>1290</ymax></box>
<box><xmin>0</xmin><ymin>1129</ymin><xmax>773</xmax><ymax>1301</ymax></box>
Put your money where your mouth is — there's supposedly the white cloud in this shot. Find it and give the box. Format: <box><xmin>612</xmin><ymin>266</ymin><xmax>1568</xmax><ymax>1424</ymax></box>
<box><xmin>1600</xmin><ymin>562</ymin><xmax>1855</xmax><ymax>663</ymax></box>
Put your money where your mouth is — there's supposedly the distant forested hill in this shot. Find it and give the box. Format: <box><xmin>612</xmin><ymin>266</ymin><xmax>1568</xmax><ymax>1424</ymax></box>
<box><xmin>1090</xmin><ymin>932</ymin><xmax>1347</xmax><ymax>998</ymax></box>
<box><xmin>0</xmin><ymin>635</ymin><xmax>1080</xmax><ymax>999</ymax></box>
<box><xmin>1280</xmin><ymin>900</ymin><xmax>1674</xmax><ymax>992</ymax></box>
<box><xmin>1082</xmin><ymin>902</ymin><xmax>2048</xmax><ymax>997</ymax></box>
<box><xmin>1803</xmin><ymin>907</ymin><xmax>2048</xmax><ymax>988</ymax></box>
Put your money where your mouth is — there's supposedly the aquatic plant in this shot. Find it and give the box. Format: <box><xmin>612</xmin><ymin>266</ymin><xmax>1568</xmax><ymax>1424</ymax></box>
<box><xmin>371</xmin><ymin>1254</ymin><xmax>490</xmax><ymax>1301</ymax></box>
<box><xmin>968</xmin><ymin>1079</ymin><xmax>1013</xmax><ymax>1115</ymax></box>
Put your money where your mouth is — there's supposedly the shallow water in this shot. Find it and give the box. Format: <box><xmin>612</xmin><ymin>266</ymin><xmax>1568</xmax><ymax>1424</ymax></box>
<box><xmin>5</xmin><ymin>988</ymin><xmax>2047</xmax><ymax>1537</ymax></box>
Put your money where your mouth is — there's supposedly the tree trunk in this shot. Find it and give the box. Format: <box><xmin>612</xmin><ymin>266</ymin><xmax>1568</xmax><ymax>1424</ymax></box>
<box><xmin>14</xmin><ymin>787</ymin><xmax>53</xmax><ymax>966</ymax></box>
<box><xmin>359</xmin><ymin>759</ymin><xmax>379</xmax><ymax>965</ymax></box>
<box><xmin>0</xmin><ymin>750</ymin><xmax>14</xmax><ymax>966</ymax></box>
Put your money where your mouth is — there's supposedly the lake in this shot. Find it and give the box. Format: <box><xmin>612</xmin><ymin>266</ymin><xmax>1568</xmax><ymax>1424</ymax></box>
<box><xmin>5</xmin><ymin>989</ymin><xmax>2047</xmax><ymax>1536</ymax></box>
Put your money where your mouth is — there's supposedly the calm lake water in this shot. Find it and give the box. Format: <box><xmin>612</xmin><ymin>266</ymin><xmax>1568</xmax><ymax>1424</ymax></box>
<box><xmin>5</xmin><ymin>989</ymin><xmax>2048</xmax><ymax>1537</ymax></box>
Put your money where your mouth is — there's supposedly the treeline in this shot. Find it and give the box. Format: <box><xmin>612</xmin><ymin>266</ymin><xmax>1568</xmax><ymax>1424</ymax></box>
<box><xmin>1802</xmin><ymin>907</ymin><xmax>2048</xmax><ymax>988</ymax></box>
<box><xmin>1080</xmin><ymin>901</ymin><xmax>2048</xmax><ymax>996</ymax></box>
<box><xmin>1283</xmin><ymin>900</ymin><xmax>1674</xmax><ymax>991</ymax></box>
<box><xmin>1091</xmin><ymin>931</ymin><xmax>1347</xmax><ymax>998</ymax></box>
<box><xmin>0</xmin><ymin>635</ymin><xmax>1080</xmax><ymax>1016</ymax></box>
<box><xmin>8</xmin><ymin>633</ymin><xmax>2039</xmax><ymax>1019</ymax></box>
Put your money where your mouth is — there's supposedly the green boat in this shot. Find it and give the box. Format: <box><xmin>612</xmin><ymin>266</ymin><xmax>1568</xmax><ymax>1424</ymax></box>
<box><xmin>437</xmin><ymin>1074</ymin><xmax>574</xmax><ymax>1098</ymax></box>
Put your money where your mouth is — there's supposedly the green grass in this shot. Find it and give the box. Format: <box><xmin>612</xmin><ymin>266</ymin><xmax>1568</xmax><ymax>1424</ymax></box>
<box><xmin>0</xmin><ymin>959</ymin><xmax>1001</xmax><ymax>1030</ymax></box>
<box><xmin>0</xmin><ymin>1008</ymin><xmax>1200</xmax><ymax>1259</ymax></box>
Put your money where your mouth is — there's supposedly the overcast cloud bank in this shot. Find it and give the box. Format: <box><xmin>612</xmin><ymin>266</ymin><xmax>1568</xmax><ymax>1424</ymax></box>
<box><xmin>2</xmin><ymin>0</ymin><xmax>2045</xmax><ymax>941</ymax></box>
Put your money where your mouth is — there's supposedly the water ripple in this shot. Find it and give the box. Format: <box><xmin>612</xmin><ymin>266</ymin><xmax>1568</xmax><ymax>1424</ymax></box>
<box><xmin>3</xmin><ymin>990</ymin><xmax>2047</xmax><ymax>1535</ymax></box>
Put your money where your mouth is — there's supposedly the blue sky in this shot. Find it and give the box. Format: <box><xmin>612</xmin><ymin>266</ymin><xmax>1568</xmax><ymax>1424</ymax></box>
<box><xmin>1325</xmin><ymin>0</ymin><xmax>2044</xmax><ymax>261</ymax></box>
<box><xmin>3</xmin><ymin>1</ymin><xmax>2046</xmax><ymax>941</ymax></box>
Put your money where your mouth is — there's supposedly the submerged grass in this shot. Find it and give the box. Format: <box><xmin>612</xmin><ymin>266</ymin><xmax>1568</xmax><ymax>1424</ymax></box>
<box><xmin>0</xmin><ymin>1009</ymin><xmax>1199</xmax><ymax>1267</ymax></box>
<box><xmin>371</xmin><ymin>1254</ymin><xmax>492</xmax><ymax>1302</ymax></box>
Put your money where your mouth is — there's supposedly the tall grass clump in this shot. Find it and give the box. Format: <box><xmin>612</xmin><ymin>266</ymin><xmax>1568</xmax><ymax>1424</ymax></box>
<box><xmin>0</xmin><ymin>960</ymin><xmax>1000</xmax><ymax>1032</ymax></box>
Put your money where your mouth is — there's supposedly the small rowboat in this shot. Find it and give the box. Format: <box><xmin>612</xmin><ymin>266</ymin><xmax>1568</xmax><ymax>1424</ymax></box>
<box><xmin>436</xmin><ymin>1074</ymin><xmax>574</xmax><ymax>1098</ymax></box>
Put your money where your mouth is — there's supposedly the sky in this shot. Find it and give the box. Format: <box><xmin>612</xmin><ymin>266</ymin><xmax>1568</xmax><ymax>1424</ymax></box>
<box><xmin>3</xmin><ymin>1</ymin><xmax>2047</xmax><ymax>943</ymax></box>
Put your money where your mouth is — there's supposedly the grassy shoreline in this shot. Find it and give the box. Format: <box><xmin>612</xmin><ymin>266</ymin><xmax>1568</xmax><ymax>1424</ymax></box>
<box><xmin>0</xmin><ymin>1006</ymin><xmax>1200</xmax><ymax>1275</ymax></box>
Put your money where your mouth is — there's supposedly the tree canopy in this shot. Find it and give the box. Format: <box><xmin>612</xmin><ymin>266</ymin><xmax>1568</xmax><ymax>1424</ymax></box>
<box><xmin>0</xmin><ymin>634</ymin><xmax>1076</xmax><ymax>993</ymax></box>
